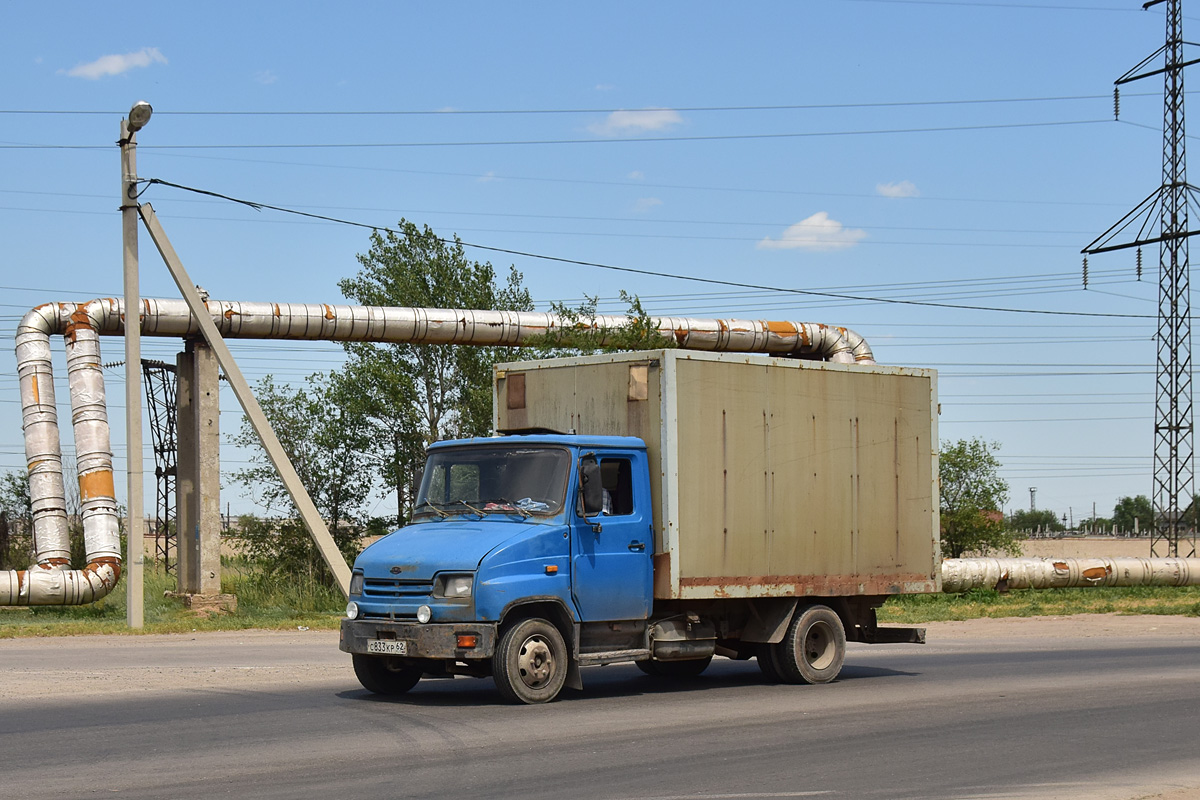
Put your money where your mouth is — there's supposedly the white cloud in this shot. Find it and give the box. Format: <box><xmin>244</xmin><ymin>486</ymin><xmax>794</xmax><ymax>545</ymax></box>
<box><xmin>595</xmin><ymin>83</ymin><xmax>616</xmax><ymax>92</ymax></box>
<box><xmin>478</xmin><ymin>171</ymin><xmax>499</xmax><ymax>183</ymax></box>
<box><xmin>63</xmin><ymin>47</ymin><xmax>167</xmax><ymax>79</ymax></box>
<box><xmin>757</xmin><ymin>212</ymin><xmax>867</xmax><ymax>252</ymax></box>
<box><xmin>628</xmin><ymin>170</ymin><xmax>645</xmax><ymax>180</ymax></box>
<box><xmin>255</xmin><ymin>70</ymin><xmax>278</xmax><ymax>85</ymax></box>
<box><xmin>876</xmin><ymin>180</ymin><xmax>919</xmax><ymax>199</ymax></box>
<box><xmin>588</xmin><ymin>108</ymin><xmax>683</xmax><ymax>136</ymax></box>
<box><xmin>633</xmin><ymin>197</ymin><xmax>662</xmax><ymax>213</ymax></box>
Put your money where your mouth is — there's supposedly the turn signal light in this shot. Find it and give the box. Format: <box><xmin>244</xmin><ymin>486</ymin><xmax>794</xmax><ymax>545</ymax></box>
<box><xmin>545</xmin><ymin>565</ymin><xmax>558</xmax><ymax>574</ymax></box>
<box><xmin>456</xmin><ymin>634</ymin><xmax>478</xmax><ymax>648</ymax></box>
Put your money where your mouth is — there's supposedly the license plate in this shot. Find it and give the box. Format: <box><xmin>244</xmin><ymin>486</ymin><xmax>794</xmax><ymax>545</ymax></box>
<box><xmin>366</xmin><ymin>639</ymin><xmax>408</xmax><ymax>656</ymax></box>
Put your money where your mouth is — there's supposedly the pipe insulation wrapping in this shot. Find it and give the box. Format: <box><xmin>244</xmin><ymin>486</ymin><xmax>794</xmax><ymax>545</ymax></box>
<box><xmin>16</xmin><ymin>303</ymin><xmax>72</xmax><ymax>564</ymax></box>
<box><xmin>941</xmin><ymin>557</ymin><xmax>1200</xmax><ymax>592</ymax></box>
<box><xmin>110</xmin><ymin>299</ymin><xmax>876</xmax><ymax>363</ymax></box>
<box><xmin>4</xmin><ymin>302</ymin><xmax>123</xmax><ymax>605</ymax></box>
<box><xmin>6</xmin><ymin>297</ymin><xmax>875</xmax><ymax>606</ymax></box>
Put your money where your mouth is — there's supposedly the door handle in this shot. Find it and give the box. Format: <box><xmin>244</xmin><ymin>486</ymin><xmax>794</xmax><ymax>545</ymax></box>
<box><xmin>628</xmin><ymin>541</ymin><xmax>645</xmax><ymax>552</ymax></box>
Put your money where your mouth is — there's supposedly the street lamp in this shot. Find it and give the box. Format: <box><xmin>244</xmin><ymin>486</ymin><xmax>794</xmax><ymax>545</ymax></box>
<box><xmin>121</xmin><ymin>102</ymin><xmax>148</xmax><ymax>628</ymax></box>
<box><xmin>127</xmin><ymin>101</ymin><xmax>153</xmax><ymax>133</ymax></box>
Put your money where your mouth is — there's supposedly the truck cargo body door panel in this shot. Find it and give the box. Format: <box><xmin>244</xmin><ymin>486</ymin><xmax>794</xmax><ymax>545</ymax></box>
<box><xmin>571</xmin><ymin>453</ymin><xmax>653</xmax><ymax>621</ymax></box>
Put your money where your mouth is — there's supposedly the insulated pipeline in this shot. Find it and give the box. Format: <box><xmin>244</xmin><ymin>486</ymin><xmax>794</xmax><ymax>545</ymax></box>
<box><xmin>941</xmin><ymin>557</ymin><xmax>1200</xmax><ymax>592</ymax></box>
<box><xmin>6</xmin><ymin>297</ymin><xmax>876</xmax><ymax>605</ymax></box>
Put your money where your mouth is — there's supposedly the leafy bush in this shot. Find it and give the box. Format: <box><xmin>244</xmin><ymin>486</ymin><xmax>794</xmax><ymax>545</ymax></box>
<box><xmin>229</xmin><ymin>515</ymin><xmax>361</xmax><ymax>589</ymax></box>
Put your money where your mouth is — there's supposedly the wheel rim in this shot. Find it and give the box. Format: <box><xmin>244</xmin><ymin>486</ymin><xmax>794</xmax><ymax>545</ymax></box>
<box><xmin>516</xmin><ymin>634</ymin><xmax>555</xmax><ymax>689</ymax></box>
<box><xmin>803</xmin><ymin>620</ymin><xmax>836</xmax><ymax>670</ymax></box>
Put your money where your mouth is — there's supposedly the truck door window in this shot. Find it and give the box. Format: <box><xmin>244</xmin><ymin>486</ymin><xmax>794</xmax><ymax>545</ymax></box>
<box><xmin>600</xmin><ymin>458</ymin><xmax>634</xmax><ymax>516</ymax></box>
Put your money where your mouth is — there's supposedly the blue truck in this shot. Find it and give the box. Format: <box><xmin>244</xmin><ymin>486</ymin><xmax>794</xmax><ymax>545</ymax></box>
<box><xmin>340</xmin><ymin>350</ymin><xmax>939</xmax><ymax>703</ymax></box>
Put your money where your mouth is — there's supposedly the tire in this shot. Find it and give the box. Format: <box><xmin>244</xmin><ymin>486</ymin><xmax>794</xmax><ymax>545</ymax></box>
<box><xmin>636</xmin><ymin>655</ymin><xmax>713</xmax><ymax>678</ymax></box>
<box><xmin>775</xmin><ymin>604</ymin><xmax>846</xmax><ymax>685</ymax></box>
<box><xmin>352</xmin><ymin>654</ymin><xmax>423</xmax><ymax>695</ymax></box>
<box><xmin>493</xmin><ymin>618</ymin><xmax>569</xmax><ymax>704</ymax></box>
<box><xmin>756</xmin><ymin>643</ymin><xmax>785</xmax><ymax>682</ymax></box>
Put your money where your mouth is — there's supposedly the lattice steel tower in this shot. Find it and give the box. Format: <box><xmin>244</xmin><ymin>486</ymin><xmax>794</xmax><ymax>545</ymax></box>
<box><xmin>142</xmin><ymin>360</ymin><xmax>178</xmax><ymax>572</ymax></box>
<box><xmin>1083</xmin><ymin>0</ymin><xmax>1198</xmax><ymax>557</ymax></box>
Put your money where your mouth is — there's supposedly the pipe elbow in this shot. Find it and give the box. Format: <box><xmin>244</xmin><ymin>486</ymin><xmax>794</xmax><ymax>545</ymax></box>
<box><xmin>0</xmin><ymin>558</ymin><xmax>122</xmax><ymax>606</ymax></box>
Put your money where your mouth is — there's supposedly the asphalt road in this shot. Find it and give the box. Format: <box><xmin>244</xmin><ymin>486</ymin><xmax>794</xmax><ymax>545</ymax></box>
<box><xmin>1</xmin><ymin>617</ymin><xmax>1198</xmax><ymax>800</ymax></box>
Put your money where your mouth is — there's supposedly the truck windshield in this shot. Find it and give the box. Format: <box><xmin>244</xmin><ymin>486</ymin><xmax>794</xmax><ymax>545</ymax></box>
<box><xmin>413</xmin><ymin>446</ymin><xmax>570</xmax><ymax>519</ymax></box>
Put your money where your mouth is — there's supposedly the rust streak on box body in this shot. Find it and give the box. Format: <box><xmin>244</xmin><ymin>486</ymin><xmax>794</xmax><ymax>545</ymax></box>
<box><xmin>680</xmin><ymin>573</ymin><xmax>936</xmax><ymax>598</ymax></box>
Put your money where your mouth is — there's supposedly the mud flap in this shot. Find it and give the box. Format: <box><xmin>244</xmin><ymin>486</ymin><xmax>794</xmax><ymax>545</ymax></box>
<box><xmin>566</xmin><ymin>657</ymin><xmax>583</xmax><ymax>690</ymax></box>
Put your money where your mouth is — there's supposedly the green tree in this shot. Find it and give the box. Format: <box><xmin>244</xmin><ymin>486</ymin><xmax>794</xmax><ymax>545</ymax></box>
<box><xmin>0</xmin><ymin>470</ymin><xmax>32</xmax><ymax>570</ymax></box>
<box><xmin>233</xmin><ymin>372</ymin><xmax>372</xmax><ymax>582</ymax></box>
<box><xmin>1008</xmin><ymin>508</ymin><xmax>1065</xmax><ymax>532</ymax></box>
<box><xmin>338</xmin><ymin>220</ymin><xmax>535</xmax><ymax>524</ymax></box>
<box><xmin>939</xmin><ymin>438</ymin><xmax>1019</xmax><ymax>559</ymax></box>
<box><xmin>536</xmin><ymin>291</ymin><xmax>678</xmax><ymax>355</ymax></box>
<box><xmin>1113</xmin><ymin>494</ymin><xmax>1153</xmax><ymax>532</ymax></box>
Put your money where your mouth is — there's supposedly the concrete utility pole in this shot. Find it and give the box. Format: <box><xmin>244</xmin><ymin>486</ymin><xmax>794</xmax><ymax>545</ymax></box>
<box><xmin>120</xmin><ymin>102</ymin><xmax>152</xmax><ymax>628</ymax></box>
<box><xmin>1029</xmin><ymin>487</ymin><xmax>1037</xmax><ymax>512</ymax></box>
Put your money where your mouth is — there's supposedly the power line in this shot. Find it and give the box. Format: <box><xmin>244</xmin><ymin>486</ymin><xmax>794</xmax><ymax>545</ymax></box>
<box><xmin>0</xmin><ymin>205</ymin><xmax>1112</xmax><ymax>249</ymax></box>
<box><xmin>0</xmin><ymin>92</ymin><xmax>1148</xmax><ymax>117</ymax></box>
<box><xmin>137</xmin><ymin>178</ymin><xmax>1156</xmax><ymax>320</ymax></box>
<box><xmin>844</xmin><ymin>0</ymin><xmax>1156</xmax><ymax>10</ymax></box>
<box><xmin>0</xmin><ymin>119</ymin><xmax>1110</xmax><ymax>151</ymax></box>
<box><xmin>147</xmin><ymin>151</ymin><xmax>1132</xmax><ymax>208</ymax></box>
<box><xmin>0</xmin><ymin>187</ymin><xmax>1109</xmax><ymax>235</ymax></box>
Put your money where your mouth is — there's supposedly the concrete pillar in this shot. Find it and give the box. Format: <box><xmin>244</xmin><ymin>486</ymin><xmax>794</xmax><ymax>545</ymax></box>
<box><xmin>174</xmin><ymin>339</ymin><xmax>234</xmax><ymax>611</ymax></box>
<box><xmin>176</xmin><ymin>345</ymin><xmax>197</xmax><ymax>592</ymax></box>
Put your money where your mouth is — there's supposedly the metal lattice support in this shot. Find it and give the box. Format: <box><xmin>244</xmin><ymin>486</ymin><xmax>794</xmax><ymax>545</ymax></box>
<box><xmin>1152</xmin><ymin>0</ymin><xmax>1196</xmax><ymax>558</ymax></box>
<box><xmin>142</xmin><ymin>360</ymin><xmax>179</xmax><ymax>572</ymax></box>
<box><xmin>1083</xmin><ymin>0</ymin><xmax>1198</xmax><ymax>558</ymax></box>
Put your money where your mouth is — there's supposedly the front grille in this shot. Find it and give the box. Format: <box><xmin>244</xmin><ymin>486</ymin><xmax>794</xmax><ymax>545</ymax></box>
<box><xmin>359</xmin><ymin>610</ymin><xmax>417</xmax><ymax>621</ymax></box>
<box><xmin>363</xmin><ymin>577</ymin><xmax>434</xmax><ymax>599</ymax></box>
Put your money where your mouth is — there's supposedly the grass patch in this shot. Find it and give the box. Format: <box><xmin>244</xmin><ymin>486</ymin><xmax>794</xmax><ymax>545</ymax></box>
<box><xmin>879</xmin><ymin>585</ymin><xmax>1200</xmax><ymax>624</ymax></box>
<box><xmin>5</xmin><ymin>565</ymin><xmax>1200</xmax><ymax>637</ymax></box>
<box><xmin>0</xmin><ymin>560</ymin><xmax>346</xmax><ymax>638</ymax></box>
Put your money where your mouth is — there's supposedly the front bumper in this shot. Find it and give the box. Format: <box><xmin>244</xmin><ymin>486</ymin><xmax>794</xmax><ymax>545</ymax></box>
<box><xmin>340</xmin><ymin>618</ymin><xmax>497</xmax><ymax>659</ymax></box>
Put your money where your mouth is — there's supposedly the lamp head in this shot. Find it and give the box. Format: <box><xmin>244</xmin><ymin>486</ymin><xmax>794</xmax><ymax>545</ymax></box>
<box><xmin>127</xmin><ymin>101</ymin><xmax>153</xmax><ymax>133</ymax></box>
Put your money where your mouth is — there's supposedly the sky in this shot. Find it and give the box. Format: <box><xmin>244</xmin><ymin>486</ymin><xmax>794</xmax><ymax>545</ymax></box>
<box><xmin>0</xmin><ymin>0</ymin><xmax>1189</xmax><ymax>525</ymax></box>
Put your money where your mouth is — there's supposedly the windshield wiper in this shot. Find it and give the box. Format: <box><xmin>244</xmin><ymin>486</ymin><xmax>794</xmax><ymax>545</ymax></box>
<box><xmin>414</xmin><ymin>500</ymin><xmax>449</xmax><ymax>518</ymax></box>
<box><xmin>453</xmin><ymin>499</ymin><xmax>487</xmax><ymax>517</ymax></box>
<box><xmin>495</xmin><ymin>498</ymin><xmax>531</xmax><ymax>518</ymax></box>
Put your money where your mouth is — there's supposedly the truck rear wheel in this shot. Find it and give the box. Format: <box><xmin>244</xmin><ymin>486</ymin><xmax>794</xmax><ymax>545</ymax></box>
<box><xmin>756</xmin><ymin>643</ymin><xmax>785</xmax><ymax>682</ymax></box>
<box><xmin>635</xmin><ymin>655</ymin><xmax>713</xmax><ymax>678</ymax></box>
<box><xmin>775</xmin><ymin>605</ymin><xmax>846</xmax><ymax>684</ymax></box>
<box><xmin>352</xmin><ymin>654</ymin><xmax>423</xmax><ymax>695</ymax></box>
<box><xmin>493</xmin><ymin>618</ymin><xmax>568</xmax><ymax>704</ymax></box>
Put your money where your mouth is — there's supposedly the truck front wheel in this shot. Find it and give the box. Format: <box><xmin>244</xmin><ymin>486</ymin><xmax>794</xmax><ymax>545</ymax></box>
<box><xmin>493</xmin><ymin>618</ymin><xmax>568</xmax><ymax>704</ymax></box>
<box><xmin>352</xmin><ymin>654</ymin><xmax>423</xmax><ymax>695</ymax></box>
<box><xmin>775</xmin><ymin>604</ymin><xmax>846</xmax><ymax>684</ymax></box>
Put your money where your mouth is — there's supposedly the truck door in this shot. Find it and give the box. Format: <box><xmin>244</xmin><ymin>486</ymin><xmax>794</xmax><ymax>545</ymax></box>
<box><xmin>571</xmin><ymin>453</ymin><xmax>654</xmax><ymax>621</ymax></box>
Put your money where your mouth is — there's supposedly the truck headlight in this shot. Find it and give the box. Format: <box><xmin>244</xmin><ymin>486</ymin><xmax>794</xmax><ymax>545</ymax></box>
<box><xmin>349</xmin><ymin>571</ymin><xmax>364</xmax><ymax>597</ymax></box>
<box><xmin>435</xmin><ymin>573</ymin><xmax>473</xmax><ymax>598</ymax></box>
<box><xmin>417</xmin><ymin>605</ymin><xmax>432</xmax><ymax>624</ymax></box>
<box><xmin>345</xmin><ymin>601</ymin><xmax>359</xmax><ymax>620</ymax></box>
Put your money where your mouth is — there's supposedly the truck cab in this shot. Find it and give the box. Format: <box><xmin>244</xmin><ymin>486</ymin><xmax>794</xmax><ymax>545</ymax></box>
<box><xmin>340</xmin><ymin>434</ymin><xmax>657</xmax><ymax>703</ymax></box>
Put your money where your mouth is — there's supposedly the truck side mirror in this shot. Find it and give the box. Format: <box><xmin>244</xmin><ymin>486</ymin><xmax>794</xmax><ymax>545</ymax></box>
<box><xmin>579</xmin><ymin>456</ymin><xmax>604</xmax><ymax>517</ymax></box>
